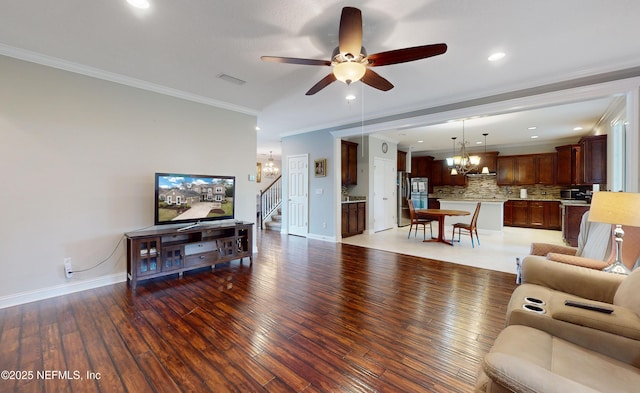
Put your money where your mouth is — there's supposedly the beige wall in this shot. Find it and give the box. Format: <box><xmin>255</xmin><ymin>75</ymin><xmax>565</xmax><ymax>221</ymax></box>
<box><xmin>0</xmin><ymin>56</ymin><xmax>257</xmax><ymax>306</ymax></box>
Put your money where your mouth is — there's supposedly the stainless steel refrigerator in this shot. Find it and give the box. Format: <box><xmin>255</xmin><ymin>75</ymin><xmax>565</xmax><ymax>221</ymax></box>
<box><xmin>397</xmin><ymin>171</ymin><xmax>411</xmax><ymax>226</ymax></box>
<box><xmin>410</xmin><ymin>177</ymin><xmax>429</xmax><ymax>209</ymax></box>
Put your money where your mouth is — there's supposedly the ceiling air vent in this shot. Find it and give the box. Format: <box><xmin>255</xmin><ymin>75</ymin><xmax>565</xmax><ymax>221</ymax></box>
<box><xmin>217</xmin><ymin>73</ymin><xmax>246</xmax><ymax>85</ymax></box>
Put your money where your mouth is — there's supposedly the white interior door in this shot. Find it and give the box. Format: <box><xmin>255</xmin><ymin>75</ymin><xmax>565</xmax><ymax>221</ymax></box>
<box><xmin>373</xmin><ymin>157</ymin><xmax>396</xmax><ymax>232</ymax></box>
<box><xmin>287</xmin><ymin>154</ymin><xmax>308</xmax><ymax>237</ymax></box>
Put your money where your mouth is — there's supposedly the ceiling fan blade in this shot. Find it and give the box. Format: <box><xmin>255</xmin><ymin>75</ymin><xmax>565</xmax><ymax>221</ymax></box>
<box><xmin>338</xmin><ymin>7</ymin><xmax>363</xmax><ymax>57</ymax></box>
<box><xmin>360</xmin><ymin>69</ymin><xmax>394</xmax><ymax>91</ymax></box>
<box><xmin>305</xmin><ymin>73</ymin><xmax>337</xmax><ymax>95</ymax></box>
<box><xmin>367</xmin><ymin>43</ymin><xmax>448</xmax><ymax>67</ymax></box>
<box><xmin>261</xmin><ymin>56</ymin><xmax>331</xmax><ymax>66</ymax></box>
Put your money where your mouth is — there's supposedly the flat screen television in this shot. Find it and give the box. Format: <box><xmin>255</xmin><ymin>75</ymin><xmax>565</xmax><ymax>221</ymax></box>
<box><xmin>154</xmin><ymin>172</ymin><xmax>235</xmax><ymax>227</ymax></box>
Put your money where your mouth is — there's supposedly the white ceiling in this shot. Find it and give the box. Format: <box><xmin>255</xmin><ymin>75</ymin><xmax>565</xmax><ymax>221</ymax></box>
<box><xmin>2</xmin><ymin>1</ymin><xmax>640</xmax><ymax>161</ymax></box>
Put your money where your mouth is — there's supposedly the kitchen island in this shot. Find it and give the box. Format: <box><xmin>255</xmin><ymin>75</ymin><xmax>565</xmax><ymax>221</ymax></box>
<box><xmin>438</xmin><ymin>199</ymin><xmax>506</xmax><ymax>231</ymax></box>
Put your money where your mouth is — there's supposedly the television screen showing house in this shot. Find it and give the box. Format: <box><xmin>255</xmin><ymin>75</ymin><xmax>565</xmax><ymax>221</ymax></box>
<box><xmin>156</xmin><ymin>175</ymin><xmax>234</xmax><ymax>222</ymax></box>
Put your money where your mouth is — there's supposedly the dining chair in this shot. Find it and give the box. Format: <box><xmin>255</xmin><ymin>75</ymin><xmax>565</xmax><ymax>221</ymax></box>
<box><xmin>407</xmin><ymin>198</ymin><xmax>434</xmax><ymax>240</ymax></box>
<box><xmin>452</xmin><ymin>202</ymin><xmax>481</xmax><ymax>247</ymax></box>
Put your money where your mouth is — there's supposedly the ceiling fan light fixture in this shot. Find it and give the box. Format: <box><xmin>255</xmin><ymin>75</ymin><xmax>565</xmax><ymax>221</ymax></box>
<box><xmin>333</xmin><ymin>62</ymin><xmax>366</xmax><ymax>85</ymax></box>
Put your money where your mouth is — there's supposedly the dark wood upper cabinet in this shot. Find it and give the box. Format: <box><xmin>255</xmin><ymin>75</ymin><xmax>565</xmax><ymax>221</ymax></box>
<box><xmin>410</xmin><ymin>155</ymin><xmax>433</xmax><ymax>178</ymax></box>
<box><xmin>441</xmin><ymin>161</ymin><xmax>467</xmax><ymax>186</ymax></box>
<box><xmin>555</xmin><ymin>144</ymin><xmax>583</xmax><ymax>185</ymax></box>
<box><xmin>497</xmin><ymin>156</ymin><xmax>516</xmax><ymax>185</ymax></box>
<box><xmin>497</xmin><ymin>153</ymin><xmax>556</xmax><ymax>185</ymax></box>
<box><xmin>581</xmin><ymin>135</ymin><xmax>607</xmax><ymax>185</ymax></box>
<box><xmin>341</xmin><ymin>140</ymin><xmax>358</xmax><ymax>186</ymax></box>
<box><xmin>535</xmin><ymin>153</ymin><xmax>556</xmax><ymax>185</ymax></box>
<box><xmin>466</xmin><ymin>151</ymin><xmax>499</xmax><ymax>174</ymax></box>
<box><xmin>430</xmin><ymin>159</ymin><xmax>443</xmax><ymax>186</ymax></box>
<box><xmin>397</xmin><ymin>150</ymin><xmax>407</xmax><ymax>172</ymax></box>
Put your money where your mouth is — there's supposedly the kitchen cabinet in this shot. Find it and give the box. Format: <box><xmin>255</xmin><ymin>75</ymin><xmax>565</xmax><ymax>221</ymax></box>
<box><xmin>555</xmin><ymin>144</ymin><xmax>583</xmax><ymax>185</ymax></box>
<box><xmin>439</xmin><ymin>159</ymin><xmax>467</xmax><ymax>186</ymax></box>
<box><xmin>410</xmin><ymin>155</ymin><xmax>433</xmax><ymax>178</ymax></box>
<box><xmin>580</xmin><ymin>135</ymin><xmax>607</xmax><ymax>185</ymax></box>
<box><xmin>535</xmin><ymin>154</ymin><xmax>556</xmax><ymax>185</ymax></box>
<box><xmin>504</xmin><ymin>200</ymin><xmax>561</xmax><ymax>230</ymax></box>
<box><xmin>424</xmin><ymin>159</ymin><xmax>465</xmax><ymax>187</ymax></box>
<box><xmin>503</xmin><ymin>200</ymin><xmax>513</xmax><ymax>226</ymax></box>
<box><xmin>342</xmin><ymin>202</ymin><xmax>366</xmax><ymax>237</ymax></box>
<box><xmin>466</xmin><ymin>151</ymin><xmax>499</xmax><ymax>174</ymax></box>
<box><xmin>430</xmin><ymin>159</ymin><xmax>443</xmax><ymax>186</ymax></box>
<box><xmin>341</xmin><ymin>140</ymin><xmax>358</xmax><ymax>185</ymax></box>
<box><xmin>563</xmin><ymin>204</ymin><xmax>590</xmax><ymax>247</ymax></box>
<box><xmin>511</xmin><ymin>200</ymin><xmax>530</xmax><ymax>226</ymax></box>
<box><xmin>397</xmin><ymin>150</ymin><xmax>407</xmax><ymax>172</ymax></box>
<box><xmin>497</xmin><ymin>153</ymin><xmax>556</xmax><ymax>185</ymax></box>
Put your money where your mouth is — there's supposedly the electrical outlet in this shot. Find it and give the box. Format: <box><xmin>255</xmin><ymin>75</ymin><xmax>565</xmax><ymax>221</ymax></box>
<box><xmin>64</xmin><ymin>258</ymin><xmax>73</xmax><ymax>279</ymax></box>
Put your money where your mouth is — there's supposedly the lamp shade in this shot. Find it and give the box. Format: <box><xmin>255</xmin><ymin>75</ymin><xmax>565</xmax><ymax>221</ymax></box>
<box><xmin>588</xmin><ymin>192</ymin><xmax>640</xmax><ymax>227</ymax></box>
<box><xmin>333</xmin><ymin>62</ymin><xmax>366</xmax><ymax>84</ymax></box>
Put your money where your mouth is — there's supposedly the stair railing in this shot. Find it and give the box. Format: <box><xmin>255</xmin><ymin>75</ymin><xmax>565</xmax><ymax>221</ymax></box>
<box><xmin>260</xmin><ymin>175</ymin><xmax>282</xmax><ymax>229</ymax></box>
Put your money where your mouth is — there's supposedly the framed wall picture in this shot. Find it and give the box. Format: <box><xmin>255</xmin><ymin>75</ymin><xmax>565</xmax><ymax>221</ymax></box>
<box><xmin>314</xmin><ymin>158</ymin><xmax>327</xmax><ymax>177</ymax></box>
<box><xmin>256</xmin><ymin>163</ymin><xmax>262</xmax><ymax>183</ymax></box>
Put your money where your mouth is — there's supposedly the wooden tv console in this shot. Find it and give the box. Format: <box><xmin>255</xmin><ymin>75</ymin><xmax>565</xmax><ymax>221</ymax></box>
<box><xmin>125</xmin><ymin>221</ymin><xmax>253</xmax><ymax>290</ymax></box>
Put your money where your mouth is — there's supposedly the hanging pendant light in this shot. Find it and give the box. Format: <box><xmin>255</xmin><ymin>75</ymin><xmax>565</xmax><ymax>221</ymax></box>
<box><xmin>447</xmin><ymin>120</ymin><xmax>481</xmax><ymax>175</ymax></box>
<box><xmin>447</xmin><ymin>137</ymin><xmax>458</xmax><ymax>175</ymax></box>
<box><xmin>481</xmin><ymin>133</ymin><xmax>490</xmax><ymax>174</ymax></box>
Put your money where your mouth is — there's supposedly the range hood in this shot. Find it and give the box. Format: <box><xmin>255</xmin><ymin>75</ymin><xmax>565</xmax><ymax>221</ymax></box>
<box><xmin>466</xmin><ymin>172</ymin><xmax>497</xmax><ymax>177</ymax></box>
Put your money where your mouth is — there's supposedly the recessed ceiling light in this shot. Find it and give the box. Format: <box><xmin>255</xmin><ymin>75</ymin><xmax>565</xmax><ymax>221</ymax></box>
<box><xmin>127</xmin><ymin>0</ymin><xmax>150</xmax><ymax>9</ymax></box>
<box><xmin>531</xmin><ymin>135</ymin><xmax>539</xmax><ymax>139</ymax></box>
<box><xmin>573</xmin><ymin>126</ymin><xmax>583</xmax><ymax>131</ymax></box>
<box><xmin>528</xmin><ymin>126</ymin><xmax>537</xmax><ymax>130</ymax></box>
<box><xmin>417</xmin><ymin>140</ymin><xmax>424</xmax><ymax>143</ymax></box>
<box><xmin>346</xmin><ymin>94</ymin><xmax>356</xmax><ymax>101</ymax></box>
<box><xmin>255</xmin><ymin>126</ymin><xmax>260</xmax><ymax>131</ymax></box>
<box><xmin>488</xmin><ymin>52</ymin><xmax>506</xmax><ymax>62</ymax></box>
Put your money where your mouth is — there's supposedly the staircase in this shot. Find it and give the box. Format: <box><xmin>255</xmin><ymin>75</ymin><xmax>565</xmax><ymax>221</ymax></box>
<box><xmin>263</xmin><ymin>206</ymin><xmax>282</xmax><ymax>231</ymax></box>
<box><xmin>260</xmin><ymin>175</ymin><xmax>282</xmax><ymax>231</ymax></box>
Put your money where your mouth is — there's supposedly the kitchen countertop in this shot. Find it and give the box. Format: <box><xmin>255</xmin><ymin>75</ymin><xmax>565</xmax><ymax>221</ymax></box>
<box><xmin>437</xmin><ymin>197</ymin><xmax>569</xmax><ymax>202</ymax></box>
<box><xmin>437</xmin><ymin>198</ymin><xmax>507</xmax><ymax>203</ymax></box>
<box><xmin>342</xmin><ymin>196</ymin><xmax>366</xmax><ymax>204</ymax></box>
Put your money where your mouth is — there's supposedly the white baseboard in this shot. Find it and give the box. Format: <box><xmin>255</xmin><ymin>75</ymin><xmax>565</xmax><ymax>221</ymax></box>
<box><xmin>306</xmin><ymin>233</ymin><xmax>337</xmax><ymax>243</ymax></box>
<box><xmin>0</xmin><ymin>273</ymin><xmax>127</xmax><ymax>309</ymax></box>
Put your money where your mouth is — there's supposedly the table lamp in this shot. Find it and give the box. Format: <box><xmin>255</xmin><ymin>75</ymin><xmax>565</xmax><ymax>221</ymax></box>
<box><xmin>588</xmin><ymin>191</ymin><xmax>640</xmax><ymax>274</ymax></box>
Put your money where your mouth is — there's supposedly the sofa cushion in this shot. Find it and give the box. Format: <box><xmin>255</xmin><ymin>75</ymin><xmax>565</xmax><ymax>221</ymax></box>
<box><xmin>614</xmin><ymin>267</ymin><xmax>640</xmax><ymax>316</ymax></box>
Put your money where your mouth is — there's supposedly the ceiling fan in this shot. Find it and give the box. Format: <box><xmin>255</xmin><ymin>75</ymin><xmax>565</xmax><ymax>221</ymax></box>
<box><xmin>261</xmin><ymin>6</ymin><xmax>447</xmax><ymax>95</ymax></box>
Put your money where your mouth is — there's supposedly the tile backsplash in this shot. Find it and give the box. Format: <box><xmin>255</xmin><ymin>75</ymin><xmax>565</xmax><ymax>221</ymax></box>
<box><xmin>433</xmin><ymin>176</ymin><xmax>564</xmax><ymax>199</ymax></box>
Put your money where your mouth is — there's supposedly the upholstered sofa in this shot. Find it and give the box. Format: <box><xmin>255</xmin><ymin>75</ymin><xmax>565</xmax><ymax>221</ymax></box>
<box><xmin>475</xmin><ymin>257</ymin><xmax>640</xmax><ymax>392</ymax></box>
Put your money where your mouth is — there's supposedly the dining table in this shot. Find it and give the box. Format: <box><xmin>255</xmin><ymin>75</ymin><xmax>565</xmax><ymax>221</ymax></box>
<box><xmin>415</xmin><ymin>208</ymin><xmax>470</xmax><ymax>246</ymax></box>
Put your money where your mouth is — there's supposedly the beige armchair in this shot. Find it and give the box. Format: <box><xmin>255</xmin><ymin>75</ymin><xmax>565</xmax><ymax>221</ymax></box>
<box><xmin>475</xmin><ymin>257</ymin><xmax>640</xmax><ymax>392</ymax></box>
<box><xmin>530</xmin><ymin>211</ymin><xmax>613</xmax><ymax>269</ymax></box>
<box><xmin>529</xmin><ymin>211</ymin><xmax>640</xmax><ymax>271</ymax></box>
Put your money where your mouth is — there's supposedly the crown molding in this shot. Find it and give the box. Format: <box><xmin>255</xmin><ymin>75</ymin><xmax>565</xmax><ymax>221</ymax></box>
<box><xmin>0</xmin><ymin>43</ymin><xmax>258</xmax><ymax>116</ymax></box>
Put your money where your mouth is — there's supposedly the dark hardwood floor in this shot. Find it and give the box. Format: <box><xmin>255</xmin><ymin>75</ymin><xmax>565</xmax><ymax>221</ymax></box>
<box><xmin>0</xmin><ymin>230</ymin><xmax>517</xmax><ymax>393</ymax></box>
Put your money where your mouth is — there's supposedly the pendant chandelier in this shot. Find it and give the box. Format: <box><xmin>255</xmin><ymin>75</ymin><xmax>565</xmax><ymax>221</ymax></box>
<box><xmin>481</xmin><ymin>133</ymin><xmax>490</xmax><ymax>174</ymax></box>
<box><xmin>263</xmin><ymin>151</ymin><xmax>279</xmax><ymax>177</ymax></box>
<box><xmin>446</xmin><ymin>120</ymin><xmax>481</xmax><ymax>175</ymax></box>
